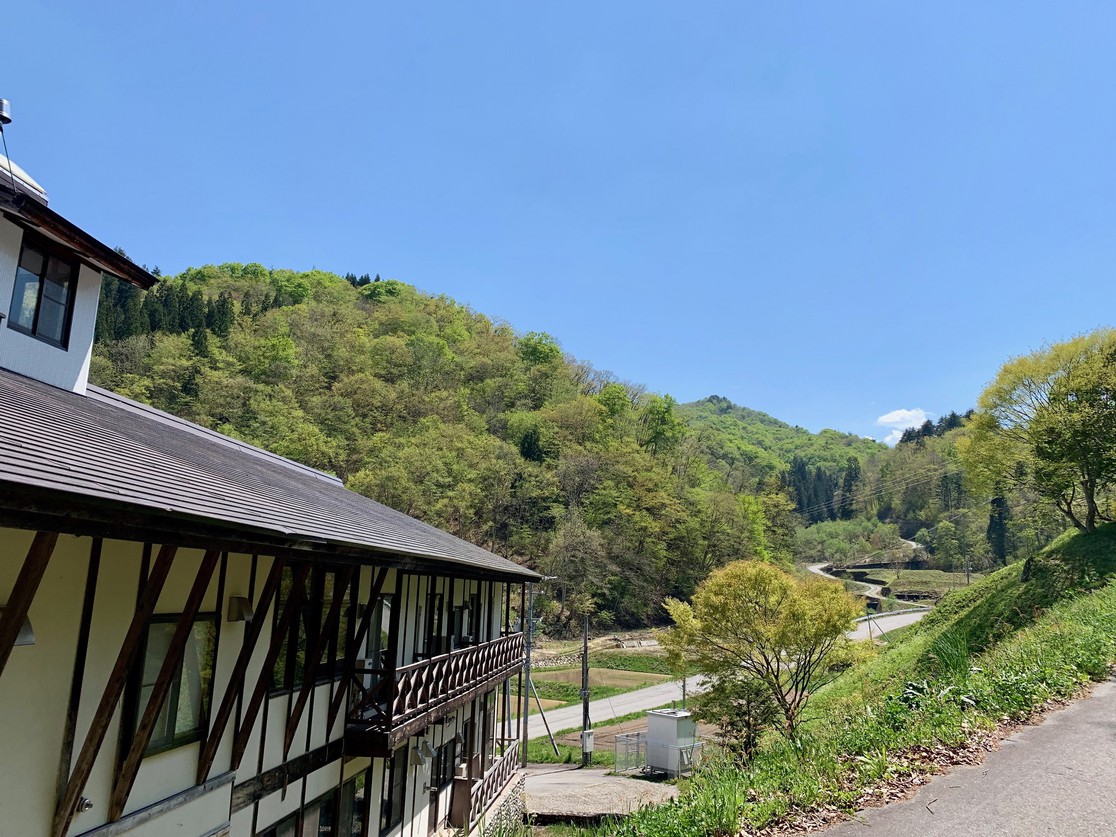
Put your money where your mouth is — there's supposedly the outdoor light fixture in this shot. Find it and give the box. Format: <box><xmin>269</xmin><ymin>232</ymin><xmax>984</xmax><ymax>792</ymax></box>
<box><xmin>0</xmin><ymin>606</ymin><xmax>35</xmax><ymax>646</ymax></box>
<box><xmin>409</xmin><ymin>739</ymin><xmax>436</xmax><ymax>766</ymax></box>
<box><xmin>454</xmin><ymin>730</ymin><xmax>465</xmax><ymax>747</ymax></box>
<box><xmin>226</xmin><ymin>596</ymin><xmax>255</xmax><ymax>623</ymax></box>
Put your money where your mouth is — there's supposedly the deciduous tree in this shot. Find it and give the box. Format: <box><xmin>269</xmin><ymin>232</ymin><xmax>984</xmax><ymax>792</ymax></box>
<box><xmin>662</xmin><ymin>561</ymin><xmax>860</xmax><ymax>738</ymax></box>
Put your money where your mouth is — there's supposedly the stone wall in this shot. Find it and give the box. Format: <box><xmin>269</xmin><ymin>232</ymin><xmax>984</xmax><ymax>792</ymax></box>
<box><xmin>476</xmin><ymin>774</ymin><xmax>526</xmax><ymax>836</ymax></box>
<box><xmin>531</xmin><ymin>653</ymin><xmax>583</xmax><ymax>669</ymax></box>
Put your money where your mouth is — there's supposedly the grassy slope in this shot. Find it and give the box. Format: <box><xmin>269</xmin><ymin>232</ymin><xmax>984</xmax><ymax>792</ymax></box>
<box><xmin>600</xmin><ymin>525</ymin><xmax>1116</xmax><ymax>837</ymax></box>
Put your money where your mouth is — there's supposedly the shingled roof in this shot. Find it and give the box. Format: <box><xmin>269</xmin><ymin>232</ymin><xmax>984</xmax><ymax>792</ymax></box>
<box><xmin>0</xmin><ymin>368</ymin><xmax>537</xmax><ymax>580</ymax></box>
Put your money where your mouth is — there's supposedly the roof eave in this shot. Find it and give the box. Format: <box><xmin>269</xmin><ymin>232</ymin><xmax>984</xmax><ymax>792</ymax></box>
<box><xmin>1</xmin><ymin>191</ymin><xmax>157</xmax><ymax>289</ymax></box>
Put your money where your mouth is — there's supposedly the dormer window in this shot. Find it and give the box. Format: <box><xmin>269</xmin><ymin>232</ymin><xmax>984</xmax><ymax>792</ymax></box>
<box><xmin>8</xmin><ymin>235</ymin><xmax>77</xmax><ymax>349</ymax></box>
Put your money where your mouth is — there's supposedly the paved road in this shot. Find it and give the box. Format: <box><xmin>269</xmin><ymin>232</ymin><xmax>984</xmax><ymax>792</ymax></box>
<box><xmin>809</xmin><ymin>562</ymin><xmax>889</xmax><ymax>600</ymax></box>
<box><xmin>825</xmin><ymin>678</ymin><xmax>1116</xmax><ymax>836</ymax></box>
<box><xmin>526</xmin><ymin>675</ymin><xmax>704</xmax><ymax>739</ymax></box>
<box><xmin>848</xmin><ymin>610</ymin><xmax>928</xmax><ymax>641</ymax></box>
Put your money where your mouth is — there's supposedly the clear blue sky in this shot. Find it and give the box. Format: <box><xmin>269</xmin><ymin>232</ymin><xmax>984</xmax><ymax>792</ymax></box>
<box><xmin>6</xmin><ymin>3</ymin><xmax>1115</xmax><ymax>442</ymax></box>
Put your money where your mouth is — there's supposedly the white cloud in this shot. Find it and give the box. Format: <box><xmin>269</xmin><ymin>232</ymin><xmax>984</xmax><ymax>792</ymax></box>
<box><xmin>876</xmin><ymin>407</ymin><xmax>932</xmax><ymax>446</ymax></box>
<box><xmin>881</xmin><ymin>428</ymin><xmax>905</xmax><ymax>446</ymax></box>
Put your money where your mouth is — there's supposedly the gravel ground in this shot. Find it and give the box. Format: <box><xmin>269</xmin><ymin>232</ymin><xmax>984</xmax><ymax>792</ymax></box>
<box><xmin>524</xmin><ymin>765</ymin><xmax>679</xmax><ymax>818</ymax></box>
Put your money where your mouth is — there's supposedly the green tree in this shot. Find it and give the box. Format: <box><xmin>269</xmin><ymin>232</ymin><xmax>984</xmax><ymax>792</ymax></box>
<box><xmin>662</xmin><ymin>560</ymin><xmax>860</xmax><ymax>738</ymax></box>
<box><xmin>986</xmin><ymin>493</ymin><xmax>1012</xmax><ymax>565</ymax></box>
<box><xmin>961</xmin><ymin>330</ymin><xmax>1116</xmax><ymax>533</ymax></box>
<box><xmin>638</xmin><ymin>394</ymin><xmax>684</xmax><ymax>457</ymax></box>
<box><xmin>687</xmin><ymin>674</ymin><xmax>777</xmax><ymax>763</ymax></box>
<box><xmin>837</xmin><ymin>456</ymin><xmax>861</xmax><ymax>520</ymax></box>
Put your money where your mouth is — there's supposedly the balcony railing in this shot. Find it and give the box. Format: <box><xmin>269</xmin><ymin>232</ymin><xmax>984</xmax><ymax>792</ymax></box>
<box><xmin>449</xmin><ymin>746</ymin><xmax>520</xmax><ymax>831</ymax></box>
<box><xmin>346</xmin><ymin>632</ymin><xmax>525</xmax><ymax>752</ymax></box>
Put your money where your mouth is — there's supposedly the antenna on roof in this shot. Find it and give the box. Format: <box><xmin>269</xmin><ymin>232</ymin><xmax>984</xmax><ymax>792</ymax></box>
<box><xmin>0</xmin><ymin>98</ymin><xmax>18</xmax><ymax>195</ymax></box>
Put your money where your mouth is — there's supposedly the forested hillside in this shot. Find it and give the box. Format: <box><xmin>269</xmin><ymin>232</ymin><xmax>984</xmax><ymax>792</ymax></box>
<box><xmin>91</xmin><ymin>263</ymin><xmax>841</xmax><ymax>630</ymax></box>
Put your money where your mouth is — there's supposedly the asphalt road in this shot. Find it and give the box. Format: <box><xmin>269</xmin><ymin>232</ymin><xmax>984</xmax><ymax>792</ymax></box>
<box><xmin>848</xmin><ymin>609</ymin><xmax>928</xmax><ymax>640</ymax></box>
<box><xmin>525</xmin><ymin>675</ymin><xmax>704</xmax><ymax>739</ymax></box>
<box><xmin>824</xmin><ymin>678</ymin><xmax>1116</xmax><ymax>836</ymax></box>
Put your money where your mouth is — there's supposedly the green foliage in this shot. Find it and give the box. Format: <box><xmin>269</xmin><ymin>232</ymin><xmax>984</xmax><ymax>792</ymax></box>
<box><xmin>663</xmin><ymin>561</ymin><xmax>861</xmax><ymax>737</ymax></box>
<box><xmin>679</xmin><ymin>395</ymin><xmax>884</xmax><ymax>491</ymax></box>
<box><xmin>961</xmin><ymin>329</ymin><xmax>1116</xmax><ymax>533</ymax></box>
<box><xmin>794</xmin><ymin>518</ymin><xmax>903</xmax><ymax>566</ymax></box>
<box><xmin>688</xmin><ymin>674</ymin><xmax>778</xmax><ymax>762</ymax></box>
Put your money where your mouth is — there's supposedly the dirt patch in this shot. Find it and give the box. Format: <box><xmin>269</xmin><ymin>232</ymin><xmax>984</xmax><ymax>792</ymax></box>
<box><xmin>534</xmin><ymin>668</ymin><xmax>672</xmax><ymax>689</ymax></box>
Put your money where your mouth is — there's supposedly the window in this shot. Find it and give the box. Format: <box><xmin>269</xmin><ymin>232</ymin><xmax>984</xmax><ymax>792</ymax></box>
<box><xmin>8</xmin><ymin>236</ymin><xmax>77</xmax><ymax>348</ymax></box>
<box><xmin>258</xmin><ymin>811</ymin><xmax>299</xmax><ymax>837</ymax></box>
<box><xmin>302</xmin><ymin>789</ymin><xmax>337</xmax><ymax>836</ymax></box>
<box><xmin>433</xmin><ymin>740</ymin><xmax>457</xmax><ymax>789</ymax></box>
<box><xmin>379</xmin><ymin>747</ymin><xmax>407</xmax><ymax>836</ymax></box>
<box><xmin>340</xmin><ymin>772</ymin><xmax>369</xmax><ymax>837</ymax></box>
<box><xmin>126</xmin><ymin>614</ymin><xmax>217</xmax><ymax>755</ymax></box>
<box><xmin>272</xmin><ymin>566</ymin><xmax>353</xmax><ymax>692</ymax></box>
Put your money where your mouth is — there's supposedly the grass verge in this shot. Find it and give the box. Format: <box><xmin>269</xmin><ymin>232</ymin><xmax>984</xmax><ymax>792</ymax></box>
<box><xmin>598</xmin><ymin>526</ymin><xmax>1116</xmax><ymax>837</ymax></box>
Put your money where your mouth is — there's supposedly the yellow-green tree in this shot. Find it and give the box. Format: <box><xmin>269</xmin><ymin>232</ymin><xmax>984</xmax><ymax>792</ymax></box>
<box><xmin>961</xmin><ymin>329</ymin><xmax>1116</xmax><ymax>534</ymax></box>
<box><xmin>662</xmin><ymin>561</ymin><xmax>860</xmax><ymax>738</ymax></box>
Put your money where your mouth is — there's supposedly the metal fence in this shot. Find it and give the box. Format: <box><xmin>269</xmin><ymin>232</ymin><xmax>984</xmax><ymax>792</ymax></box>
<box><xmin>614</xmin><ymin>731</ymin><xmax>647</xmax><ymax>774</ymax></box>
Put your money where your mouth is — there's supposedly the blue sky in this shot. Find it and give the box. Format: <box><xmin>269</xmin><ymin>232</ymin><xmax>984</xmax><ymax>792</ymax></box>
<box><xmin>6</xmin><ymin>3</ymin><xmax>1115</xmax><ymax>441</ymax></box>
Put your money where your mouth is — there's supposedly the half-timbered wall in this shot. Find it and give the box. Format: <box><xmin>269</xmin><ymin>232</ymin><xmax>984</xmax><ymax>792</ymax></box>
<box><xmin>0</xmin><ymin>526</ymin><xmax>525</xmax><ymax>837</ymax></box>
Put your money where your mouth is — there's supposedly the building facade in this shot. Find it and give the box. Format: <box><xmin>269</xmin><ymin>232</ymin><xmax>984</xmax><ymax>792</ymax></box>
<box><xmin>0</xmin><ymin>154</ymin><xmax>534</xmax><ymax>837</ymax></box>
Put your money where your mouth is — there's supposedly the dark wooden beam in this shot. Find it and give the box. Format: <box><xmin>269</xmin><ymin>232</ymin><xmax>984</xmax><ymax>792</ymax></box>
<box><xmin>0</xmin><ymin>531</ymin><xmax>58</xmax><ymax>681</ymax></box>
<box><xmin>282</xmin><ymin>566</ymin><xmax>355</xmax><ymax>759</ymax></box>
<box><xmin>54</xmin><ymin>538</ymin><xmax>101</xmax><ymax>809</ymax></box>
<box><xmin>196</xmin><ymin>557</ymin><xmax>285</xmax><ymax>784</ymax></box>
<box><xmin>230</xmin><ymin>562</ymin><xmax>311</xmax><ymax>771</ymax></box>
<box><xmin>52</xmin><ymin>544</ymin><xmax>177</xmax><ymax>837</ymax></box>
<box><xmin>109</xmin><ymin>549</ymin><xmax>220</xmax><ymax>821</ymax></box>
<box><xmin>230</xmin><ymin>739</ymin><xmax>344</xmax><ymax>813</ymax></box>
<box><xmin>327</xmin><ymin>567</ymin><xmax>388</xmax><ymax>731</ymax></box>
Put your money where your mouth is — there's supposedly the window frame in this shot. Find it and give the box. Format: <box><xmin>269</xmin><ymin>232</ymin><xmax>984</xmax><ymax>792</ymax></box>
<box><xmin>270</xmin><ymin>565</ymin><xmax>354</xmax><ymax>694</ymax></box>
<box><xmin>379</xmin><ymin>746</ymin><xmax>407</xmax><ymax>836</ymax></box>
<box><xmin>7</xmin><ymin>231</ymin><xmax>79</xmax><ymax>350</ymax></box>
<box><xmin>122</xmin><ymin>612</ymin><xmax>218</xmax><ymax>758</ymax></box>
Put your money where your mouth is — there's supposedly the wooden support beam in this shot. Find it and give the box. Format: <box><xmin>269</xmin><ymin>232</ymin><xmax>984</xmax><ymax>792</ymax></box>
<box><xmin>327</xmin><ymin>567</ymin><xmax>388</xmax><ymax>731</ymax></box>
<box><xmin>229</xmin><ymin>562</ymin><xmax>311</xmax><ymax>771</ymax></box>
<box><xmin>196</xmin><ymin>557</ymin><xmax>285</xmax><ymax>785</ymax></box>
<box><xmin>52</xmin><ymin>544</ymin><xmax>177</xmax><ymax>837</ymax></box>
<box><xmin>282</xmin><ymin>566</ymin><xmax>355</xmax><ymax>759</ymax></box>
<box><xmin>109</xmin><ymin>549</ymin><xmax>220</xmax><ymax>821</ymax></box>
<box><xmin>0</xmin><ymin>531</ymin><xmax>58</xmax><ymax>681</ymax></box>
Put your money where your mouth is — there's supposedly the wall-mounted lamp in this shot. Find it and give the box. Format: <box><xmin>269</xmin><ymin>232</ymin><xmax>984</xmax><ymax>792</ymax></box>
<box><xmin>409</xmin><ymin>739</ymin><xmax>436</xmax><ymax>766</ymax></box>
<box><xmin>0</xmin><ymin>606</ymin><xmax>34</xmax><ymax>646</ymax></box>
<box><xmin>454</xmin><ymin>730</ymin><xmax>465</xmax><ymax>747</ymax></box>
<box><xmin>226</xmin><ymin>596</ymin><xmax>255</xmax><ymax>624</ymax></box>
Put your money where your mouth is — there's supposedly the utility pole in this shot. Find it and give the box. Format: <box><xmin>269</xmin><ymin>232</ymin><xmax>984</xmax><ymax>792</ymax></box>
<box><xmin>580</xmin><ymin>613</ymin><xmax>592</xmax><ymax>767</ymax></box>
<box><xmin>520</xmin><ymin>582</ymin><xmax>534</xmax><ymax>767</ymax></box>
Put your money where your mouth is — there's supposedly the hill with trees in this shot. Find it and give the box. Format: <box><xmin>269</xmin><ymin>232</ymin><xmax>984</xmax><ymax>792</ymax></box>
<box><xmin>91</xmin><ymin>262</ymin><xmax>860</xmax><ymax>630</ymax></box>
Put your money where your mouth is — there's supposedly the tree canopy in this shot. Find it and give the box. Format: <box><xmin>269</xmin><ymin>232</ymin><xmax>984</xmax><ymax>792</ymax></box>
<box><xmin>961</xmin><ymin>330</ymin><xmax>1116</xmax><ymax>533</ymax></box>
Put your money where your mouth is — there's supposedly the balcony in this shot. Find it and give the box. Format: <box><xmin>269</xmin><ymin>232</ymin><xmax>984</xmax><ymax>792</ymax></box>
<box><xmin>345</xmin><ymin>632</ymin><xmax>525</xmax><ymax>756</ymax></box>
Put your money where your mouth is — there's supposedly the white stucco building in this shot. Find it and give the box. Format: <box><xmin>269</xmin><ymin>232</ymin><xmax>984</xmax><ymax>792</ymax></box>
<box><xmin>0</xmin><ymin>149</ymin><xmax>534</xmax><ymax>837</ymax></box>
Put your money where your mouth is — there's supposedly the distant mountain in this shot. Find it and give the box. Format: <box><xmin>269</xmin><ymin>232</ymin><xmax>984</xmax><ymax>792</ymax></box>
<box><xmin>679</xmin><ymin>395</ymin><xmax>884</xmax><ymax>488</ymax></box>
